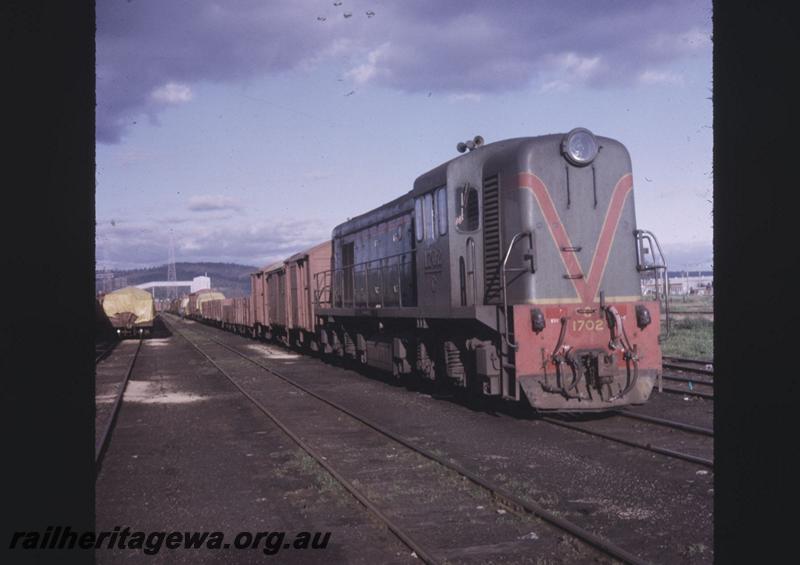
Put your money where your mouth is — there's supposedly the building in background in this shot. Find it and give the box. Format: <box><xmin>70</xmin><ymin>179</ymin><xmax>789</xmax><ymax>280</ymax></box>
<box><xmin>641</xmin><ymin>271</ymin><xmax>713</xmax><ymax>297</ymax></box>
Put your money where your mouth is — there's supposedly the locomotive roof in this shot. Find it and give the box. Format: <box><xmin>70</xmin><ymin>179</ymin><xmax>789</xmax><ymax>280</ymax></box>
<box><xmin>411</xmin><ymin>134</ymin><xmax>623</xmax><ymax>196</ymax></box>
<box><xmin>332</xmin><ymin>133</ymin><xmax>623</xmax><ymax>238</ymax></box>
<box><xmin>412</xmin><ymin>137</ymin><xmax>532</xmax><ymax>192</ymax></box>
<box><xmin>331</xmin><ymin>192</ymin><xmax>414</xmax><ymax>239</ymax></box>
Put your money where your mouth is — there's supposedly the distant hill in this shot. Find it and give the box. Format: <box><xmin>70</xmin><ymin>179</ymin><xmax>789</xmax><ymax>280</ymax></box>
<box><xmin>96</xmin><ymin>262</ymin><xmax>257</xmax><ymax>298</ymax></box>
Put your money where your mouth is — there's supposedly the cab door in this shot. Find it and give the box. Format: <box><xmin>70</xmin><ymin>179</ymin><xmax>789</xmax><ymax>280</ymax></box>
<box><xmin>414</xmin><ymin>186</ymin><xmax>450</xmax><ymax>309</ymax></box>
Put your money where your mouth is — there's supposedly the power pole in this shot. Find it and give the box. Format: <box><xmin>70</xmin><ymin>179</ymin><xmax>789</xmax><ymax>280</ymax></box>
<box><xmin>97</xmin><ymin>243</ymin><xmax>114</xmax><ymax>295</ymax></box>
<box><xmin>167</xmin><ymin>231</ymin><xmax>177</xmax><ymax>299</ymax></box>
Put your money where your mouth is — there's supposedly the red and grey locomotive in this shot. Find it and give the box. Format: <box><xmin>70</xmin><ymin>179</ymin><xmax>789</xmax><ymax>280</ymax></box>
<box><xmin>313</xmin><ymin>129</ymin><xmax>666</xmax><ymax>411</ymax></box>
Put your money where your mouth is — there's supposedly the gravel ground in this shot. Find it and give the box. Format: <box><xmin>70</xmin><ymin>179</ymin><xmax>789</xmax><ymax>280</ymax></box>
<box><xmin>95</xmin><ymin>318</ymin><xmax>418</xmax><ymax>565</ymax></box>
<box><xmin>172</xmin><ymin>316</ymin><xmax>714</xmax><ymax>564</ymax></box>
<box><xmin>170</xmin><ymin>321</ymin><xmax>617</xmax><ymax>564</ymax></box>
<box><xmin>622</xmin><ymin>390</ymin><xmax>712</xmax><ymax>431</ymax></box>
<box><xmin>95</xmin><ymin>339</ymin><xmax>140</xmax><ymax>448</ymax></box>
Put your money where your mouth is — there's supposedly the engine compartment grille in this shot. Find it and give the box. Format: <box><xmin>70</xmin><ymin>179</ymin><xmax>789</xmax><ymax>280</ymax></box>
<box><xmin>483</xmin><ymin>174</ymin><xmax>501</xmax><ymax>303</ymax></box>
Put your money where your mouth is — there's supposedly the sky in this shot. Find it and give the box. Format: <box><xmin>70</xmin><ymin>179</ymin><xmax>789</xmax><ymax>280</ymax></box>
<box><xmin>96</xmin><ymin>0</ymin><xmax>713</xmax><ymax>272</ymax></box>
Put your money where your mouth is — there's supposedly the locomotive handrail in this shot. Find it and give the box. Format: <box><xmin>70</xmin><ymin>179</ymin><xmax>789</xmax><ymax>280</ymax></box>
<box><xmin>635</xmin><ymin>229</ymin><xmax>671</xmax><ymax>339</ymax></box>
<box><xmin>313</xmin><ymin>270</ymin><xmax>333</xmax><ymax>307</ymax></box>
<box><xmin>501</xmin><ymin>231</ymin><xmax>534</xmax><ymax>350</ymax></box>
<box><xmin>314</xmin><ymin>249</ymin><xmax>416</xmax><ymax>309</ymax></box>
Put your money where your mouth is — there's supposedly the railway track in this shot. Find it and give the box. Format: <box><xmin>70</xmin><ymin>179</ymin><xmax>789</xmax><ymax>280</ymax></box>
<box><xmin>95</xmin><ymin>340</ymin><xmax>119</xmax><ymax>365</ymax></box>
<box><xmin>660</xmin><ymin>356</ymin><xmax>714</xmax><ymax>399</ymax></box>
<box><xmin>540</xmin><ymin>414</ymin><xmax>713</xmax><ymax>468</ymax></box>
<box><xmin>95</xmin><ymin>337</ymin><xmax>142</xmax><ymax>474</ymax></box>
<box><xmin>612</xmin><ymin>409</ymin><xmax>713</xmax><ymax>437</ymax></box>
<box><xmin>660</xmin><ymin>381</ymin><xmax>713</xmax><ymax>399</ymax></box>
<box><xmin>662</xmin><ymin>356</ymin><xmax>714</xmax><ymax>376</ymax></box>
<box><xmin>536</xmin><ymin>361</ymin><xmax>716</xmax><ymax>464</ymax></box>
<box><xmin>165</xmin><ymin>315</ymin><xmax>652</xmax><ymax>565</ymax></box>
<box><xmin>663</xmin><ymin>355</ymin><xmax>712</xmax><ymax>366</ymax></box>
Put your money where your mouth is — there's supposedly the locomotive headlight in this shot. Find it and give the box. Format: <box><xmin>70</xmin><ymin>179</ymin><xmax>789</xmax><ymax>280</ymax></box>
<box><xmin>531</xmin><ymin>308</ymin><xmax>546</xmax><ymax>333</ymax></box>
<box><xmin>635</xmin><ymin>305</ymin><xmax>652</xmax><ymax>329</ymax></box>
<box><xmin>561</xmin><ymin>127</ymin><xmax>598</xmax><ymax>166</ymax></box>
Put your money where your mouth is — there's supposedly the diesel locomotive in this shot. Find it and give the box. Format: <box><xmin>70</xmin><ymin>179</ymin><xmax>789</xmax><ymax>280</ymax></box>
<box><xmin>191</xmin><ymin>128</ymin><xmax>669</xmax><ymax>411</ymax></box>
<box><xmin>312</xmin><ymin>129</ymin><xmax>668</xmax><ymax>411</ymax></box>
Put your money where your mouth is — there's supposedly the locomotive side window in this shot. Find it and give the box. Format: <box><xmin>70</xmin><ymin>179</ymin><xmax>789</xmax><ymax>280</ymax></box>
<box><xmin>414</xmin><ymin>198</ymin><xmax>424</xmax><ymax>241</ymax></box>
<box><xmin>415</xmin><ymin>187</ymin><xmax>446</xmax><ymax>241</ymax></box>
<box><xmin>455</xmin><ymin>184</ymin><xmax>479</xmax><ymax>232</ymax></box>
<box><xmin>436</xmin><ymin>187</ymin><xmax>447</xmax><ymax>236</ymax></box>
<box><xmin>424</xmin><ymin>192</ymin><xmax>435</xmax><ymax>241</ymax></box>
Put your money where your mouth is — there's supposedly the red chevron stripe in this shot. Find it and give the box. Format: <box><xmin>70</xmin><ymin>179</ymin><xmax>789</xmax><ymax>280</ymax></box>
<box><xmin>584</xmin><ymin>174</ymin><xmax>633</xmax><ymax>302</ymax></box>
<box><xmin>518</xmin><ymin>172</ymin><xmax>587</xmax><ymax>301</ymax></box>
<box><xmin>518</xmin><ymin>171</ymin><xmax>633</xmax><ymax>304</ymax></box>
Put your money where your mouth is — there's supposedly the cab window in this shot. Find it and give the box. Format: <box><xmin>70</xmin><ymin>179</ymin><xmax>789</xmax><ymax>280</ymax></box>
<box><xmin>416</xmin><ymin>186</ymin><xmax>448</xmax><ymax>241</ymax></box>
<box><xmin>423</xmin><ymin>193</ymin><xmax>435</xmax><ymax>241</ymax></box>
<box><xmin>455</xmin><ymin>184</ymin><xmax>479</xmax><ymax>232</ymax></box>
<box><xmin>436</xmin><ymin>187</ymin><xmax>447</xmax><ymax>235</ymax></box>
<box><xmin>414</xmin><ymin>198</ymin><xmax>424</xmax><ymax>241</ymax></box>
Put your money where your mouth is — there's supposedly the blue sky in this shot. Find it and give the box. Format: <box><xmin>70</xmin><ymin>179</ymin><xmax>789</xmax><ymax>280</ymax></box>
<box><xmin>96</xmin><ymin>0</ymin><xmax>712</xmax><ymax>271</ymax></box>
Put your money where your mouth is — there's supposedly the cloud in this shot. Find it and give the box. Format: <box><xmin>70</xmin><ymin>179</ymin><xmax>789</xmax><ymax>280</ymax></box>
<box><xmin>96</xmin><ymin>215</ymin><xmax>332</xmax><ymax>269</ymax></box>
<box><xmin>552</xmin><ymin>53</ymin><xmax>604</xmax><ymax>80</ymax></box>
<box><xmin>115</xmin><ymin>148</ymin><xmax>158</xmax><ymax>166</ymax></box>
<box><xmin>661</xmin><ymin>240</ymin><xmax>713</xmax><ymax>271</ymax></box>
<box><xmin>97</xmin><ymin>0</ymin><xmax>711</xmax><ymax>143</ymax></box>
<box><xmin>638</xmin><ymin>70</ymin><xmax>685</xmax><ymax>86</ymax></box>
<box><xmin>344</xmin><ymin>42</ymin><xmax>391</xmax><ymax>84</ymax></box>
<box><xmin>187</xmin><ymin>195</ymin><xmax>242</xmax><ymax>212</ymax></box>
<box><xmin>647</xmin><ymin>27</ymin><xmax>711</xmax><ymax>57</ymax></box>
<box><xmin>150</xmin><ymin>82</ymin><xmax>193</xmax><ymax>104</ymax></box>
<box><xmin>97</xmin><ymin>0</ymin><xmax>336</xmax><ymax>143</ymax></box>
<box><xmin>447</xmin><ymin>93</ymin><xmax>483</xmax><ymax>103</ymax></box>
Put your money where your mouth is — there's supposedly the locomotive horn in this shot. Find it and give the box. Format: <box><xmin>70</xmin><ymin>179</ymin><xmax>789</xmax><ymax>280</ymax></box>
<box><xmin>458</xmin><ymin>136</ymin><xmax>485</xmax><ymax>153</ymax></box>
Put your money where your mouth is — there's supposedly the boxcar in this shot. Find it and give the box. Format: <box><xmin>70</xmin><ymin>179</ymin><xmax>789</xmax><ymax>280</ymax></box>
<box><xmin>285</xmin><ymin>241</ymin><xmax>333</xmax><ymax>349</ymax></box>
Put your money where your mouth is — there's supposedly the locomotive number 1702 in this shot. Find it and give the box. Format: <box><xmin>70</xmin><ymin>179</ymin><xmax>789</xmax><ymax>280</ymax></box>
<box><xmin>571</xmin><ymin>319</ymin><xmax>605</xmax><ymax>332</ymax></box>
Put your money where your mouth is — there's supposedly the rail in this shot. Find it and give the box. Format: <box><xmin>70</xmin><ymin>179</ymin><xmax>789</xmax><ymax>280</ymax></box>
<box><xmin>96</xmin><ymin>337</ymin><xmax>142</xmax><ymax>475</ymax></box>
<box><xmin>170</xmin><ymin>318</ymin><xmax>653</xmax><ymax>565</ymax></box>
<box><xmin>314</xmin><ymin>249</ymin><xmax>416</xmax><ymax>309</ymax></box>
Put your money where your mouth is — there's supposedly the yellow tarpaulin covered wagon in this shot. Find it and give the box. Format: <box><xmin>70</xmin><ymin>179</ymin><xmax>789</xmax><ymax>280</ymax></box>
<box><xmin>101</xmin><ymin>287</ymin><xmax>156</xmax><ymax>337</ymax></box>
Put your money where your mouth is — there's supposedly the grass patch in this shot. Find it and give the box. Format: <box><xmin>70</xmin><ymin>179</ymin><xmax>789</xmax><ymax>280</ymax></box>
<box><xmin>275</xmin><ymin>450</ymin><xmax>348</xmax><ymax>502</ymax></box>
<box><xmin>669</xmin><ymin>294</ymin><xmax>714</xmax><ymax>313</ymax></box>
<box><xmin>660</xmin><ymin>317</ymin><xmax>713</xmax><ymax>359</ymax></box>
